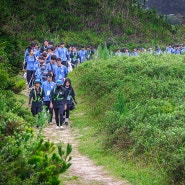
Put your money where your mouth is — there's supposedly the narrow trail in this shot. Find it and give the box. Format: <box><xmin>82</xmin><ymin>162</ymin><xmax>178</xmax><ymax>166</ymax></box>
<box><xmin>22</xmin><ymin>88</ymin><xmax>131</xmax><ymax>185</ymax></box>
<box><xmin>43</xmin><ymin>124</ymin><xmax>131</xmax><ymax>185</ymax></box>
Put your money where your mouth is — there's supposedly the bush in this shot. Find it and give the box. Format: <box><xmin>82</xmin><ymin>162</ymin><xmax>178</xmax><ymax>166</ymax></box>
<box><xmin>72</xmin><ymin>54</ymin><xmax>185</xmax><ymax>184</ymax></box>
<box><xmin>0</xmin><ymin>90</ymin><xmax>72</xmax><ymax>184</ymax></box>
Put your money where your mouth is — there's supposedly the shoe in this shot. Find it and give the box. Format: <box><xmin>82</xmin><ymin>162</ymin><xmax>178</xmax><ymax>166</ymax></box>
<box><xmin>49</xmin><ymin>122</ymin><xmax>53</xmax><ymax>125</ymax></box>
<box><xmin>65</xmin><ymin>122</ymin><xmax>68</xmax><ymax>126</ymax></box>
<box><xmin>60</xmin><ymin>126</ymin><xmax>64</xmax><ymax>129</ymax></box>
<box><xmin>56</xmin><ymin>126</ymin><xmax>59</xmax><ymax>129</ymax></box>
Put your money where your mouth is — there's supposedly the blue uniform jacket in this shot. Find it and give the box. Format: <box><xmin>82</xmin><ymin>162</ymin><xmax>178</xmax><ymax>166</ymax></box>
<box><xmin>46</xmin><ymin>63</ymin><xmax>58</xmax><ymax>77</ymax></box>
<box><xmin>35</xmin><ymin>68</ymin><xmax>48</xmax><ymax>83</ymax></box>
<box><xmin>42</xmin><ymin>81</ymin><xmax>56</xmax><ymax>101</ymax></box>
<box><xmin>58</xmin><ymin>47</ymin><xmax>68</xmax><ymax>61</ymax></box>
<box><xmin>78</xmin><ymin>50</ymin><xmax>87</xmax><ymax>62</ymax></box>
<box><xmin>56</xmin><ymin>65</ymin><xmax>68</xmax><ymax>81</ymax></box>
<box><xmin>25</xmin><ymin>55</ymin><xmax>37</xmax><ymax>70</ymax></box>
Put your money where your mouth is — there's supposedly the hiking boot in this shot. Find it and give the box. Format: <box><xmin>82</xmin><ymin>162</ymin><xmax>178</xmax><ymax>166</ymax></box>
<box><xmin>65</xmin><ymin>122</ymin><xmax>68</xmax><ymax>126</ymax></box>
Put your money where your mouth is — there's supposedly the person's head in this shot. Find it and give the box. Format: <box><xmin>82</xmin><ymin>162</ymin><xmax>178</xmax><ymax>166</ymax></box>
<box><xmin>56</xmin><ymin>58</ymin><xmax>62</xmax><ymax>66</ymax></box>
<box><xmin>48</xmin><ymin>41</ymin><xmax>54</xmax><ymax>46</ymax></box>
<box><xmin>73</xmin><ymin>47</ymin><xmax>77</xmax><ymax>52</ymax></box>
<box><xmin>133</xmin><ymin>48</ymin><xmax>137</xmax><ymax>52</ymax></box>
<box><xmin>47</xmin><ymin>46</ymin><xmax>52</xmax><ymax>53</ymax></box>
<box><xmin>44</xmin><ymin>40</ymin><xmax>48</xmax><ymax>46</ymax></box>
<box><xmin>46</xmin><ymin>74</ymin><xmax>52</xmax><ymax>82</ymax></box>
<box><xmin>125</xmin><ymin>48</ymin><xmax>129</xmax><ymax>53</ymax></box>
<box><xmin>60</xmin><ymin>42</ymin><xmax>65</xmax><ymax>48</ymax></box>
<box><xmin>116</xmin><ymin>48</ymin><xmax>120</xmax><ymax>52</ymax></box>
<box><xmin>51</xmin><ymin>55</ymin><xmax>57</xmax><ymax>63</ymax></box>
<box><xmin>38</xmin><ymin>56</ymin><xmax>45</xmax><ymax>64</ymax></box>
<box><xmin>87</xmin><ymin>45</ymin><xmax>91</xmax><ymax>50</ymax></box>
<box><xmin>81</xmin><ymin>46</ymin><xmax>85</xmax><ymax>50</ymax></box>
<box><xmin>30</xmin><ymin>42</ymin><xmax>36</xmax><ymax>48</ymax></box>
<box><xmin>28</xmin><ymin>47</ymin><xmax>34</xmax><ymax>55</ymax></box>
<box><xmin>50</xmin><ymin>46</ymin><xmax>55</xmax><ymax>52</ymax></box>
<box><xmin>68</xmin><ymin>46</ymin><xmax>72</xmax><ymax>52</ymax></box>
<box><xmin>34</xmin><ymin>79</ymin><xmax>41</xmax><ymax>88</ymax></box>
<box><xmin>64</xmin><ymin>78</ymin><xmax>71</xmax><ymax>87</ymax></box>
<box><xmin>40</xmin><ymin>64</ymin><xmax>46</xmax><ymax>71</ymax></box>
<box><xmin>34</xmin><ymin>42</ymin><xmax>39</xmax><ymax>49</ymax></box>
<box><xmin>42</xmin><ymin>51</ymin><xmax>47</xmax><ymax>59</ymax></box>
<box><xmin>56</xmin><ymin>79</ymin><xmax>63</xmax><ymax>87</ymax></box>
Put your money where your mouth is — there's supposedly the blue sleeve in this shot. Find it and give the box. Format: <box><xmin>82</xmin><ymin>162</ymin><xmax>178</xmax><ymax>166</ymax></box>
<box><xmin>24</xmin><ymin>49</ymin><xmax>29</xmax><ymax>60</ymax></box>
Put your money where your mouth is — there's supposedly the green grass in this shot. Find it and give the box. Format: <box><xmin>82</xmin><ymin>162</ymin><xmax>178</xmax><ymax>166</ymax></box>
<box><xmin>68</xmin><ymin>71</ymin><xmax>170</xmax><ymax>185</ymax></box>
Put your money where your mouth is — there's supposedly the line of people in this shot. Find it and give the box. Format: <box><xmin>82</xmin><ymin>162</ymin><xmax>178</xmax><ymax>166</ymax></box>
<box><xmin>25</xmin><ymin>40</ymin><xmax>87</xmax><ymax>129</ymax></box>
<box><xmin>29</xmin><ymin>76</ymin><xmax>77</xmax><ymax>129</ymax></box>
<box><xmin>115</xmin><ymin>44</ymin><xmax>185</xmax><ymax>56</ymax></box>
<box><xmin>24</xmin><ymin>41</ymin><xmax>94</xmax><ymax>88</ymax></box>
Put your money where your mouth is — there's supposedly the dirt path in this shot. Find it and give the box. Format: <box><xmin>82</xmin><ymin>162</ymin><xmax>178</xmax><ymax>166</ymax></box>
<box><xmin>43</xmin><ymin>123</ymin><xmax>131</xmax><ymax>185</ymax></box>
<box><xmin>22</xmin><ymin>88</ymin><xmax>130</xmax><ymax>185</ymax></box>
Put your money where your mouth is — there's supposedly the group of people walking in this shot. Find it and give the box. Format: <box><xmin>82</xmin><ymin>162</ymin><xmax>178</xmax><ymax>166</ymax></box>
<box><xmin>115</xmin><ymin>44</ymin><xmax>185</xmax><ymax>56</ymax></box>
<box><xmin>25</xmin><ymin>40</ymin><xmax>88</xmax><ymax>129</ymax></box>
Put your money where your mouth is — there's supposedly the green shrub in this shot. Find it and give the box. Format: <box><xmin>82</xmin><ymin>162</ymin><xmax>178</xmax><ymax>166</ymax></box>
<box><xmin>0</xmin><ymin>90</ymin><xmax>72</xmax><ymax>184</ymax></box>
<box><xmin>72</xmin><ymin>54</ymin><xmax>185</xmax><ymax>184</ymax></box>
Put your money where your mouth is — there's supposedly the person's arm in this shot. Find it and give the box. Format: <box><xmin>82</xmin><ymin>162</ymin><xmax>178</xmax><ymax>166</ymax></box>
<box><xmin>63</xmin><ymin>88</ymin><xmax>68</xmax><ymax>110</ymax></box>
<box><xmin>41</xmin><ymin>88</ymin><xmax>45</xmax><ymax>100</ymax></box>
<box><xmin>71</xmin><ymin>88</ymin><xmax>77</xmax><ymax>104</ymax></box>
<box><xmin>28</xmin><ymin>89</ymin><xmax>33</xmax><ymax>104</ymax></box>
<box><xmin>50</xmin><ymin>89</ymin><xmax>54</xmax><ymax>109</ymax></box>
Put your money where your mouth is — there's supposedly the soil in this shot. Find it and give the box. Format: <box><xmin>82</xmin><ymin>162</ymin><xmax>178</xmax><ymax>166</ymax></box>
<box><xmin>43</xmin><ymin>124</ymin><xmax>131</xmax><ymax>185</ymax></box>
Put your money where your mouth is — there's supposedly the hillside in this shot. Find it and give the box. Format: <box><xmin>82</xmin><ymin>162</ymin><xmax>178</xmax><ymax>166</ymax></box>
<box><xmin>0</xmin><ymin>0</ymin><xmax>184</xmax><ymax>74</ymax></box>
<box><xmin>70</xmin><ymin>53</ymin><xmax>185</xmax><ymax>185</ymax></box>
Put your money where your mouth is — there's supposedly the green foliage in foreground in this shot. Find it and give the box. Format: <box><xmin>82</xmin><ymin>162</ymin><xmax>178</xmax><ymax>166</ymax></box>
<box><xmin>0</xmin><ymin>91</ymin><xmax>72</xmax><ymax>185</ymax></box>
<box><xmin>73</xmin><ymin>54</ymin><xmax>185</xmax><ymax>185</ymax></box>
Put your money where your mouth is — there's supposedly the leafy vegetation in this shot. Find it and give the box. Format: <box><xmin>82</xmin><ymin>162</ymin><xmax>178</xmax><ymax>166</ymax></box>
<box><xmin>0</xmin><ymin>0</ymin><xmax>183</xmax><ymax>74</ymax></box>
<box><xmin>71</xmin><ymin>52</ymin><xmax>185</xmax><ymax>184</ymax></box>
<box><xmin>0</xmin><ymin>90</ymin><xmax>72</xmax><ymax>185</ymax></box>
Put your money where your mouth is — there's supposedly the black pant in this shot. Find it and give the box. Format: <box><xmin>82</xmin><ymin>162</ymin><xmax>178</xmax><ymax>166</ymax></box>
<box><xmin>71</xmin><ymin>60</ymin><xmax>78</xmax><ymax>69</ymax></box>
<box><xmin>63</xmin><ymin>109</ymin><xmax>69</xmax><ymax>119</ymax></box>
<box><xmin>27</xmin><ymin>70</ymin><xmax>35</xmax><ymax>88</ymax></box>
<box><xmin>44</xmin><ymin>101</ymin><xmax>53</xmax><ymax>122</ymax></box>
<box><xmin>62</xmin><ymin>61</ymin><xmax>68</xmax><ymax>67</ymax></box>
<box><xmin>31</xmin><ymin>106</ymin><xmax>42</xmax><ymax>116</ymax></box>
<box><xmin>54</xmin><ymin>106</ymin><xmax>65</xmax><ymax>126</ymax></box>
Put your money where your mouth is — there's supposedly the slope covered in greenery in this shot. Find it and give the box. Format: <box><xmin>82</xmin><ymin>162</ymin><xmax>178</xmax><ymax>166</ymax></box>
<box><xmin>0</xmin><ymin>0</ymin><xmax>184</xmax><ymax>74</ymax></box>
<box><xmin>71</xmin><ymin>53</ymin><xmax>185</xmax><ymax>185</ymax></box>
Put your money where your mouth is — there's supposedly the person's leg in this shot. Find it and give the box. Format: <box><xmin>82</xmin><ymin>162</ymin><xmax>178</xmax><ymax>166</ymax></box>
<box><xmin>27</xmin><ymin>70</ymin><xmax>32</xmax><ymax>88</ymax></box>
<box><xmin>65</xmin><ymin>109</ymin><xmax>69</xmax><ymax>125</ymax></box>
<box><xmin>59</xmin><ymin>106</ymin><xmax>65</xmax><ymax>127</ymax></box>
<box><xmin>54</xmin><ymin>108</ymin><xmax>59</xmax><ymax>127</ymax></box>
<box><xmin>49</xmin><ymin>106</ymin><xmax>53</xmax><ymax>123</ymax></box>
<box><xmin>44</xmin><ymin>101</ymin><xmax>49</xmax><ymax>112</ymax></box>
<box><xmin>30</xmin><ymin>70</ymin><xmax>35</xmax><ymax>87</ymax></box>
<box><xmin>31</xmin><ymin>107</ymin><xmax>36</xmax><ymax>116</ymax></box>
<box><xmin>44</xmin><ymin>101</ymin><xmax>53</xmax><ymax>123</ymax></box>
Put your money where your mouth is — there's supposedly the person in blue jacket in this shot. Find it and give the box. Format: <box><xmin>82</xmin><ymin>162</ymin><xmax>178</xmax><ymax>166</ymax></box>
<box><xmin>58</xmin><ymin>42</ymin><xmax>68</xmax><ymax>67</ymax></box>
<box><xmin>50</xmin><ymin>80</ymin><xmax>67</xmax><ymax>129</ymax></box>
<box><xmin>78</xmin><ymin>46</ymin><xmax>87</xmax><ymax>63</ymax></box>
<box><xmin>25</xmin><ymin>47</ymin><xmax>37</xmax><ymax>88</ymax></box>
<box><xmin>35</xmin><ymin>63</ymin><xmax>48</xmax><ymax>83</ymax></box>
<box><xmin>42</xmin><ymin>74</ymin><xmax>56</xmax><ymax>124</ymax></box>
<box><xmin>46</xmin><ymin>55</ymin><xmax>58</xmax><ymax>82</ymax></box>
<box><xmin>56</xmin><ymin>58</ymin><xmax>68</xmax><ymax>81</ymax></box>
